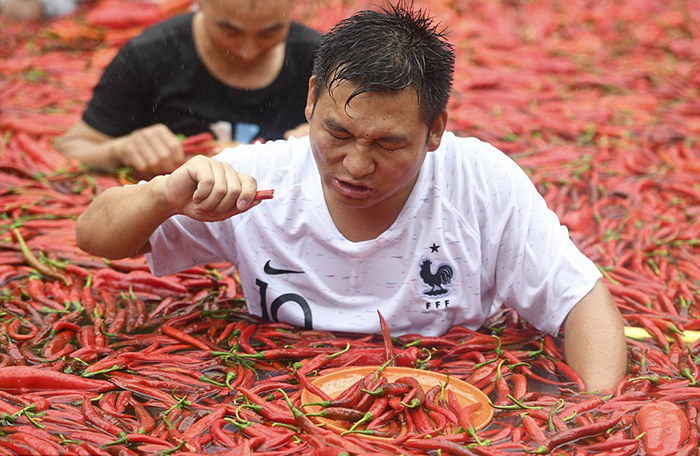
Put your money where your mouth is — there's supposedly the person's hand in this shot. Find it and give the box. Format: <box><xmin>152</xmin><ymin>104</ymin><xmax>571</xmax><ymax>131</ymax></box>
<box><xmin>1</xmin><ymin>0</ymin><xmax>44</xmax><ymax>21</ymax></box>
<box><xmin>284</xmin><ymin>123</ymin><xmax>310</xmax><ymax>140</ymax></box>
<box><xmin>157</xmin><ymin>155</ymin><xmax>259</xmax><ymax>222</ymax></box>
<box><xmin>112</xmin><ymin>124</ymin><xmax>185</xmax><ymax>175</ymax></box>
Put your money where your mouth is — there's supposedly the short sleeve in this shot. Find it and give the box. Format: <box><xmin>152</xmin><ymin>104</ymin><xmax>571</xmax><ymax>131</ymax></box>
<box><xmin>82</xmin><ymin>42</ymin><xmax>149</xmax><ymax>137</ymax></box>
<box><xmin>146</xmin><ymin>216</ymin><xmax>237</xmax><ymax>277</ymax></box>
<box><xmin>479</xmin><ymin>148</ymin><xmax>602</xmax><ymax>335</ymax></box>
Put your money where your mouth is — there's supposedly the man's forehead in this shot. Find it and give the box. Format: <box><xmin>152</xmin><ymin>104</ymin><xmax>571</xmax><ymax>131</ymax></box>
<box><xmin>323</xmin><ymin>82</ymin><xmax>420</xmax><ymax>109</ymax></box>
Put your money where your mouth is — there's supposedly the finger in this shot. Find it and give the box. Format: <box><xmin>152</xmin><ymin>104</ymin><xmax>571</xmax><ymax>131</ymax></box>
<box><xmin>213</xmin><ymin>163</ymin><xmax>245</xmax><ymax>213</ymax></box>
<box><xmin>195</xmin><ymin>160</ymin><xmax>230</xmax><ymax>213</ymax></box>
<box><xmin>139</xmin><ymin>130</ymin><xmax>173</xmax><ymax>175</ymax></box>
<box><xmin>130</xmin><ymin>132</ymin><xmax>162</xmax><ymax>175</ymax></box>
<box><xmin>122</xmin><ymin>141</ymin><xmax>149</xmax><ymax>175</ymax></box>
<box><xmin>154</xmin><ymin>126</ymin><xmax>184</xmax><ymax>172</ymax></box>
<box><xmin>236</xmin><ymin>174</ymin><xmax>258</xmax><ymax>211</ymax></box>
<box><xmin>190</xmin><ymin>159</ymin><xmax>216</xmax><ymax>206</ymax></box>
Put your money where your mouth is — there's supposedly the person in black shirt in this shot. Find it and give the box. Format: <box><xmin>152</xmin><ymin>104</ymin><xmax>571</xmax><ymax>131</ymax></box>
<box><xmin>58</xmin><ymin>0</ymin><xmax>321</xmax><ymax>175</ymax></box>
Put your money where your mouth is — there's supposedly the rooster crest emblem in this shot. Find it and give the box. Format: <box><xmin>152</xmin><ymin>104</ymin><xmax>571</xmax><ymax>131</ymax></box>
<box><xmin>419</xmin><ymin>259</ymin><xmax>454</xmax><ymax>297</ymax></box>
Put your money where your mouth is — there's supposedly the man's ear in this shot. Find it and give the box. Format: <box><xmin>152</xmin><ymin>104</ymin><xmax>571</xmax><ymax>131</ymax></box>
<box><xmin>427</xmin><ymin>111</ymin><xmax>448</xmax><ymax>151</ymax></box>
<box><xmin>305</xmin><ymin>77</ymin><xmax>316</xmax><ymax>122</ymax></box>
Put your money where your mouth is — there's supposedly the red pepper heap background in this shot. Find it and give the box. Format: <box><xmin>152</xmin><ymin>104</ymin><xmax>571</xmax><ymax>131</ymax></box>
<box><xmin>1</xmin><ymin>0</ymin><xmax>700</xmax><ymax>455</ymax></box>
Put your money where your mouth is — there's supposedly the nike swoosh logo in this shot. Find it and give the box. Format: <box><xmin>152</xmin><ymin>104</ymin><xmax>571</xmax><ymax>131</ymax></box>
<box><xmin>264</xmin><ymin>260</ymin><xmax>304</xmax><ymax>275</ymax></box>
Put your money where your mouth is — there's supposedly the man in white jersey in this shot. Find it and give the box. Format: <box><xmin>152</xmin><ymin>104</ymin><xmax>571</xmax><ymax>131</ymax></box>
<box><xmin>76</xmin><ymin>2</ymin><xmax>627</xmax><ymax>392</ymax></box>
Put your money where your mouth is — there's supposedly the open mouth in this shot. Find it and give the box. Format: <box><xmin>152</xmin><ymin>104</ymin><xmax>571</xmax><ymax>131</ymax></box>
<box><xmin>333</xmin><ymin>178</ymin><xmax>373</xmax><ymax>199</ymax></box>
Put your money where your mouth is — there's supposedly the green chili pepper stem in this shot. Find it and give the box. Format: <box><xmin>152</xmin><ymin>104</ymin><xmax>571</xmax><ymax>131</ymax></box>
<box><xmin>467</xmin><ymin>427</ymin><xmax>490</xmax><ymax>446</ymax></box>
<box><xmin>271</xmin><ymin>422</ymin><xmax>299</xmax><ymax>431</ymax></box>
<box><xmin>341</xmin><ymin>412</ymin><xmax>373</xmax><ymax>435</ymax></box>
<box><xmin>508</xmin><ymin>362</ymin><xmax>531</xmax><ymax>372</ymax></box>
<box><xmin>277</xmin><ymin>388</ymin><xmax>303</xmax><ymax>419</ymax></box>
<box><xmin>489</xmin><ymin>395</ymin><xmax>542</xmax><ymax>410</ymax></box>
<box><xmin>680</xmin><ymin>368</ymin><xmax>697</xmax><ymax>386</ymax></box>
<box><xmin>399</xmin><ymin>399</ymin><xmax>421</xmax><ymax>409</ymax></box>
<box><xmin>492</xmin><ymin>335</ymin><xmax>503</xmax><ymax>355</ymax></box>
<box><xmin>224</xmin><ymin>417</ymin><xmax>250</xmax><ymax>430</ymax></box>
<box><xmin>474</xmin><ymin>357</ymin><xmax>498</xmax><ymax>369</ymax></box>
<box><xmin>328</xmin><ymin>342</ymin><xmax>351</xmax><ymax>360</ymax></box>
<box><xmin>495</xmin><ymin>359</ymin><xmax>507</xmax><ymax>379</ymax></box>
<box><xmin>404</xmin><ymin>339</ymin><xmax>421</xmax><ymax>348</ymax></box>
<box><xmin>374</xmin><ymin>355</ymin><xmax>400</xmax><ymax>379</ymax></box>
<box><xmin>101</xmin><ymin>433</ymin><xmax>128</xmax><ymax>448</ymax></box>
<box><xmin>225</xmin><ymin>371</ymin><xmax>237</xmax><ymax>389</ymax></box>
<box><xmin>562</xmin><ymin>410</ymin><xmax>577</xmax><ymax>422</ymax></box>
<box><xmin>547</xmin><ymin>398</ymin><xmax>565</xmax><ymax>432</ymax></box>
<box><xmin>627</xmin><ymin>375</ymin><xmax>660</xmax><ymax>384</ymax></box>
<box><xmin>527</xmin><ymin>340</ymin><xmax>545</xmax><ymax>357</ymax></box>
<box><xmin>161</xmin><ymin>442</ymin><xmax>184</xmax><ymax>455</ymax></box>
<box><xmin>199</xmin><ymin>375</ymin><xmax>225</xmax><ymax>387</ymax></box>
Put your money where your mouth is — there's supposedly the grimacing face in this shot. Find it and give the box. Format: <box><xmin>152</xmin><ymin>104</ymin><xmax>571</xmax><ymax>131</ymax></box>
<box><xmin>305</xmin><ymin>77</ymin><xmax>446</xmax><ymax>219</ymax></box>
<box><xmin>198</xmin><ymin>0</ymin><xmax>292</xmax><ymax>64</ymax></box>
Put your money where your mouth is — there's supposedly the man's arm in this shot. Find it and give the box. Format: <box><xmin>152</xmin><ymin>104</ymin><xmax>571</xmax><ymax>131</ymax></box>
<box><xmin>58</xmin><ymin>120</ymin><xmax>185</xmax><ymax>175</ymax></box>
<box><xmin>76</xmin><ymin>155</ymin><xmax>259</xmax><ymax>259</ymax></box>
<box><xmin>563</xmin><ymin>279</ymin><xmax>628</xmax><ymax>392</ymax></box>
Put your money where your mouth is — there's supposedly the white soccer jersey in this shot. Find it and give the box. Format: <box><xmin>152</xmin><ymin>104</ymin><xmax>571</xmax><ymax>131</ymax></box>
<box><xmin>147</xmin><ymin>133</ymin><xmax>601</xmax><ymax>336</ymax></box>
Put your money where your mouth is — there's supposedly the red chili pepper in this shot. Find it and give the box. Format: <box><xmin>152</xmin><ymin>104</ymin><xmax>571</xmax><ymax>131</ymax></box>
<box><xmin>82</xmin><ymin>398</ymin><xmax>123</xmax><ymax>436</ymax></box>
<box><xmin>353</xmin><ymin>378</ymin><xmax>385</xmax><ymax>413</ymax></box>
<box><xmin>183</xmin><ymin>407</ymin><xmax>227</xmax><ymax>438</ymax></box>
<box><xmin>307</xmin><ymin>406</ymin><xmax>366</xmax><ymax>422</ymax></box>
<box><xmin>43</xmin><ymin>330</ymin><xmax>75</xmax><ymax>358</ymax></box>
<box><xmin>0</xmin><ymin>366</ymin><xmax>115</xmax><ymax>393</ymax></box>
<box><xmin>424</xmin><ymin>384</ymin><xmax>458</xmax><ymax>424</ymax></box>
<box><xmin>376</xmin><ymin>310</ymin><xmax>396</xmax><ymax>365</ymax></box>
<box><xmin>7</xmin><ymin>319</ymin><xmax>38</xmax><ymax>341</ymax></box>
<box><xmin>404</xmin><ymin>437</ymin><xmax>474</xmax><ymax>456</ymax></box>
<box><xmin>531</xmin><ymin>410</ymin><xmax>625</xmax><ymax>454</ymax></box>
<box><xmin>13</xmin><ymin>229</ymin><xmax>69</xmax><ymax>286</ymax></box>
<box><xmin>25</xmin><ymin>279</ymin><xmax>65</xmax><ymax>312</ymax></box>
<box><xmin>9</xmin><ymin>432</ymin><xmax>62</xmax><ymax>456</ymax></box>
<box><xmin>237</xmin><ymin>346</ymin><xmax>337</xmax><ymax>361</ymax></box>
<box><xmin>395</xmin><ymin>376</ymin><xmax>425</xmax><ymax>409</ymax></box>
<box><xmin>412</xmin><ymin>405</ymin><xmax>436</xmax><ymax>434</ymax></box>
<box><xmin>162</xmin><ymin>325</ymin><xmax>211</xmax><ymax>351</ymax></box>
<box><xmin>277</xmin><ymin>389</ymin><xmax>367</xmax><ymax>454</ymax></box>
<box><xmin>511</xmin><ymin>373</ymin><xmax>528</xmax><ymax>400</ymax></box>
<box><xmin>363</xmin><ymin>381</ymin><xmax>412</xmax><ymax>397</ymax></box>
<box><xmin>555</xmin><ymin>360</ymin><xmax>586</xmax><ymax>391</ymax></box>
<box><xmin>495</xmin><ymin>376</ymin><xmax>511</xmax><ymax>406</ymax></box>
<box><xmin>636</xmin><ymin>401</ymin><xmax>690</xmax><ymax>456</ymax></box>
<box><xmin>235</xmin><ymin>387</ymin><xmax>296</xmax><ymax>424</ymax></box>
<box><xmin>366</xmin><ymin>408</ymin><xmax>400</xmax><ymax>430</ymax></box>
<box><xmin>522</xmin><ymin>414</ymin><xmax>547</xmax><ymax>444</ymax></box>
<box><xmin>254</xmin><ymin>189</ymin><xmax>275</xmax><ymax>201</ymax></box>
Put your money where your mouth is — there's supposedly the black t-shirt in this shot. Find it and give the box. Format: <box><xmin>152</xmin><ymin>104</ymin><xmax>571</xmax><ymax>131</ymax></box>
<box><xmin>82</xmin><ymin>14</ymin><xmax>321</xmax><ymax>142</ymax></box>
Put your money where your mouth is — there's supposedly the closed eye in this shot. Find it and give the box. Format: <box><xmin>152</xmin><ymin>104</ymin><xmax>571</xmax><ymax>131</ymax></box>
<box><xmin>329</xmin><ymin>132</ymin><xmax>350</xmax><ymax>141</ymax></box>
<box><xmin>377</xmin><ymin>142</ymin><xmax>399</xmax><ymax>151</ymax></box>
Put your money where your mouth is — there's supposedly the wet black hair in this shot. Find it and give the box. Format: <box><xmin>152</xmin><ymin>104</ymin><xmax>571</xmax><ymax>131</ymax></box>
<box><xmin>311</xmin><ymin>1</ymin><xmax>455</xmax><ymax>126</ymax></box>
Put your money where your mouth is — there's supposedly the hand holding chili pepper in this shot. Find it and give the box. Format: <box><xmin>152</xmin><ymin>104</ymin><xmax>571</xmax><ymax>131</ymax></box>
<box><xmin>158</xmin><ymin>155</ymin><xmax>266</xmax><ymax>221</ymax></box>
<box><xmin>76</xmin><ymin>155</ymin><xmax>273</xmax><ymax>260</ymax></box>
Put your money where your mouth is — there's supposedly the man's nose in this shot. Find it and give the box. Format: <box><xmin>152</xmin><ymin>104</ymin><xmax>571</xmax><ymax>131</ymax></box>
<box><xmin>235</xmin><ymin>38</ymin><xmax>259</xmax><ymax>62</ymax></box>
<box><xmin>342</xmin><ymin>144</ymin><xmax>375</xmax><ymax>178</ymax></box>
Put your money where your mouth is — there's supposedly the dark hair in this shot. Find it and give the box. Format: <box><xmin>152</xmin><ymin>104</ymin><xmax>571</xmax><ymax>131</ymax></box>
<box><xmin>311</xmin><ymin>2</ymin><xmax>455</xmax><ymax>126</ymax></box>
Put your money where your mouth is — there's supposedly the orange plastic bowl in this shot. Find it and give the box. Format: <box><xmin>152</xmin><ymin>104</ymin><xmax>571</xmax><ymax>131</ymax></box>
<box><xmin>300</xmin><ymin>366</ymin><xmax>494</xmax><ymax>440</ymax></box>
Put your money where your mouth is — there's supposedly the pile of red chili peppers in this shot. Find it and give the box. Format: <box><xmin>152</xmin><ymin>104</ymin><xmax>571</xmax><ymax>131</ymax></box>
<box><xmin>1</xmin><ymin>0</ymin><xmax>700</xmax><ymax>455</ymax></box>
